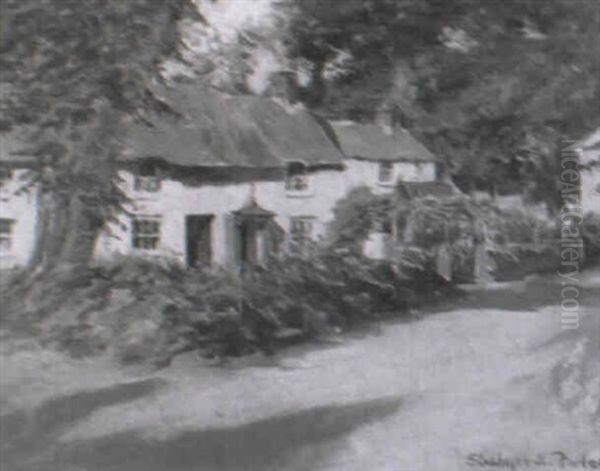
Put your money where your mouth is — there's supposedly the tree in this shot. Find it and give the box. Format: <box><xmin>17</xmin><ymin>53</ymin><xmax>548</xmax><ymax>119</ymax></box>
<box><xmin>327</xmin><ymin>187</ymin><xmax>392</xmax><ymax>251</ymax></box>
<box><xmin>0</xmin><ymin>0</ymin><xmax>201</xmax><ymax>269</ymax></box>
<box><xmin>283</xmin><ymin>0</ymin><xmax>600</xmax><ymax>206</ymax></box>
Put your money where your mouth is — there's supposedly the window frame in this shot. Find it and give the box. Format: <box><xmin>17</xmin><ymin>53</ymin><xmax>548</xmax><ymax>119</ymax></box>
<box><xmin>0</xmin><ymin>218</ymin><xmax>14</xmax><ymax>254</ymax></box>
<box><xmin>131</xmin><ymin>215</ymin><xmax>161</xmax><ymax>251</ymax></box>
<box><xmin>377</xmin><ymin>161</ymin><xmax>395</xmax><ymax>185</ymax></box>
<box><xmin>133</xmin><ymin>163</ymin><xmax>161</xmax><ymax>193</ymax></box>
<box><xmin>289</xmin><ymin>216</ymin><xmax>315</xmax><ymax>254</ymax></box>
<box><xmin>285</xmin><ymin>163</ymin><xmax>312</xmax><ymax>196</ymax></box>
<box><xmin>0</xmin><ymin>168</ymin><xmax>12</xmax><ymax>183</ymax></box>
<box><xmin>0</xmin><ymin>168</ymin><xmax>13</xmax><ymax>195</ymax></box>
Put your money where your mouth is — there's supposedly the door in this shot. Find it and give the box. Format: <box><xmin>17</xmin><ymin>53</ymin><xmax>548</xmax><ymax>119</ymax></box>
<box><xmin>239</xmin><ymin>221</ymin><xmax>258</xmax><ymax>266</ymax></box>
<box><xmin>185</xmin><ymin>215</ymin><xmax>213</xmax><ymax>268</ymax></box>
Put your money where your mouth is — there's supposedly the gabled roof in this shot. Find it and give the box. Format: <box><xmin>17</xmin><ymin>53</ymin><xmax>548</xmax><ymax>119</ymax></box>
<box><xmin>328</xmin><ymin>121</ymin><xmax>436</xmax><ymax>163</ymax></box>
<box><xmin>396</xmin><ymin>181</ymin><xmax>457</xmax><ymax>200</ymax></box>
<box><xmin>121</xmin><ymin>83</ymin><xmax>345</xmax><ymax>168</ymax></box>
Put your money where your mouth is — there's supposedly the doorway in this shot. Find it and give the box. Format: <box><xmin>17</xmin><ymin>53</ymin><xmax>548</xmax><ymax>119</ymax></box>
<box><xmin>185</xmin><ymin>215</ymin><xmax>213</xmax><ymax>268</ymax></box>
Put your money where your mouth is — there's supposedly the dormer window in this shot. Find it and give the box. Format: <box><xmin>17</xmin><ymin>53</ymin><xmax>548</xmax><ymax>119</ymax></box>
<box><xmin>378</xmin><ymin>162</ymin><xmax>394</xmax><ymax>184</ymax></box>
<box><xmin>133</xmin><ymin>162</ymin><xmax>161</xmax><ymax>193</ymax></box>
<box><xmin>285</xmin><ymin>163</ymin><xmax>311</xmax><ymax>195</ymax></box>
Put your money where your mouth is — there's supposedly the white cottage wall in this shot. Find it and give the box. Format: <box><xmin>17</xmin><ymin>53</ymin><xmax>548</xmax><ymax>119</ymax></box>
<box><xmin>0</xmin><ymin>169</ymin><xmax>38</xmax><ymax>269</ymax></box>
<box><xmin>94</xmin><ymin>168</ymin><xmax>350</xmax><ymax>267</ymax></box>
<box><xmin>95</xmin><ymin>159</ymin><xmax>436</xmax><ymax>268</ymax></box>
<box><xmin>580</xmin><ymin>149</ymin><xmax>600</xmax><ymax>214</ymax></box>
<box><xmin>344</xmin><ymin>160</ymin><xmax>436</xmax><ymax>194</ymax></box>
<box><xmin>1</xmin><ymin>161</ymin><xmax>439</xmax><ymax>270</ymax></box>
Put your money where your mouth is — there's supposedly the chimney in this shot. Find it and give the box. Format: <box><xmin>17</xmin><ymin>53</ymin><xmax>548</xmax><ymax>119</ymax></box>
<box><xmin>376</xmin><ymin>104</ymin><xmax>408</xmax><ymax>133</ymax></box>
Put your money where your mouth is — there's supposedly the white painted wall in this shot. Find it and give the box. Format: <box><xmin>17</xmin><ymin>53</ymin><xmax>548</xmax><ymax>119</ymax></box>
<box><xmin>580</xmin><ymin>148</ymin><xmax>600</xmax><ymax>214</ymax></box>
<box><xmin>0</xmin><ymin>169</ymin><xmax>38</xmax><ymax>269</ymax></box>
<box><xmin>94</xmin><ymin>168</ymin><xmax>351</xmax><ymax>267</ymax></box>
<box><xmin>344</xmin><ymin>160</ymin><xmax>436</xmax><ymax>195</ymax></box>
<box><xmin>0</xmin><ymin>158</ymin><xmax>436</xmax><ymax>270</ymax></box>
<box><xmin>95</xmin><ymin>159</ymin><xmax>437</xmax><ymax>268</ymax></box>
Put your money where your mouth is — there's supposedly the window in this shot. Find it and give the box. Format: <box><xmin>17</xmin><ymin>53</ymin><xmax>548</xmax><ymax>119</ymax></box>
<box><xmin>131</xmin><ymin>216</ymin><xmax>161</xmax><ymax>250</ymax></box>
<box><xmin>0</xmin><ymin>168</ymin><xmax>12</xmax><ymax>194</ymax></box>
<box><xmin>286</xmin><ymin>174</ymin><xmax>309</xmax><ymax>192</ymax></box>
<box><xmin>285</xmin><ymin>163</ymin><xmax>310</xmax><ymax>194</ymax></box>
<box><xmin>133</xmin><ymin>163</ymin><xmax>161</xmax><ymax>193</ymax></box>
<box><xmin>134</xmin><ymin>176</ymin><xmax>161</xmax><ymax>193</ymax></box>
<box><xmin>289</xmin><ymin>217</ymin><xmax>314</xmax><ymax>254</ymax></box>
<box><xmin>0</xmin><ymin>219</ymin><xmax>14</xmax><ymax>253</ymax></box>
<box><xmin>378</xmin><ymin>162</ymin><xmax>394</xmax><ymax>184</ymax></box>
<box><xmin>0</xmin><ymin>168</ymin><xmax>12</xmax><ymax>184</ymax></box>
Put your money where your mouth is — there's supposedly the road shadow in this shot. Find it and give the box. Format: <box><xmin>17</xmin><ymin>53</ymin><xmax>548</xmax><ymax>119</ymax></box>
<box><xmin>30</xmin><ymin>396</ymin><xmax>404</xmax><ymax>471</ymax></box>
<box><xmin>1</xmin><ymin>377</ymin><xmax>166</xmax><ymax>468</ymax></box>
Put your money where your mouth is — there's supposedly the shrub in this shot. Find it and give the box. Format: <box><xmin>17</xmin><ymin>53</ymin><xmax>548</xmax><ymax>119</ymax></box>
<box><xmin>489</xmin><ymin>244</ymin><xmax>560</xmax><ymax>281</ymax></box>
<box><xmin>486</xmin><ymin>207</ymin><xmax>557</xmax><ymax>244</ymax></box>
<box><xmin>2</xmin><ymin>249</ymin><xmax>455</xmax><ymax>366</ymax></box>
<box><xmin>328</xmin><ymin>187</ymin><xmax>392</xmax><ymax>251</ymax></box>
<box><xmin>581</xmin><ymin>212</ymin><xmax>600</xmax><ymax>264</ymax></box>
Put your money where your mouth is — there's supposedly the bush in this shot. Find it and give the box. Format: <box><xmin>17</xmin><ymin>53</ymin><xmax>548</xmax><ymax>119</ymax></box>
<box><xmin>485</xmin><ymin>207</ymin><xmax>557</xmax><ymax>244</ymax></box>
<box><xmin>1</xmin><ymin>250</ymin><xmax>454</xmax><ymax>366</ymax></box>
<box><xmin>489</xmin><ymin>244</ymin><xmax>560</xmax><ymax>281</ymax></box>
<box><xmin>581</xmin><ymin>212</ymin><xmax>600</xmax><ymax>264</ymax></box>
<box><xmin>325</xmin><ymin>189</ymin><xmax>559</xmax><ymax>283</ymax></box>
<box><xmin>328</xmin><ymin>187</ymin><xmax>392</xmax><ymax>251</ymax></box>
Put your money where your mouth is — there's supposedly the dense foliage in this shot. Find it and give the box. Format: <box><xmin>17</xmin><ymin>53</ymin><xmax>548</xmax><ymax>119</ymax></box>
<box><xmin>0</xmin><ymin>253</ymin><xmax>453</xmax><ymax>365</ymax></box>
<box><xmin>2</xmin><ymin>0</ymin><xmax>597</xmax><ymax>269</ymax></box>
<box><xmin>0</xmin><ymin>0</ymin><xmax>200</xmax><ymax>267</ymax></box>
<box><xmin>328</xmin><ymin>189</ymin><xmax>557</xmax><ymax>248</ymax></box>
<box><xmin>281</xmin><ymin>0</ymin><xmax>599</xmax><ymax>204</ymax></box>
<box><xmin>327</xmin><ymin>187</ymin><xmax>393</xmax><ymax>251</ymax></box>
<box><xmin>327</xmin><ymin>188</ymin><xmax>561</xmax><ymax>281</ymax></box>
<box><xmin>582</xmin><ymin>212</ymin><xmax>600</xmax><ymax>263</ymax></box>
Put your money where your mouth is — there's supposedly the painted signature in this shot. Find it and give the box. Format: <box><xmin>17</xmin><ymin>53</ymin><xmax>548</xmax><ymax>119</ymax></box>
<box><xmin>466</xmin><ymin>451</ymin><xmax>600</xmax><ymax>470</ymax></box>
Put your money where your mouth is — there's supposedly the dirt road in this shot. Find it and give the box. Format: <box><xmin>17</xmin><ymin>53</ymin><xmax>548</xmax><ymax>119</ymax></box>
<box><xmin>2</xmin><ymin>275</ymin><xmax>599</xmax><ymax>470</ymax></box>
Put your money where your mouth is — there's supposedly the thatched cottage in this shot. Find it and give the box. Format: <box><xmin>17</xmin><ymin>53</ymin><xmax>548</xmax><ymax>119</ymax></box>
<box><xmin>0</xmin><ymin>84</ymin><xmax>438</xmax><ymax>270</ymax></box>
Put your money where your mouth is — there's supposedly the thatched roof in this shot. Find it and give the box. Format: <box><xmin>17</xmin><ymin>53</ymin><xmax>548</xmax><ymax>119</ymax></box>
<box><xmin>120</xmin><ymin>83</ymin><xmax>345</xmax><ymax>168</ymax></box>
<box><xmin>328</xmin><ymin>121</ymin><xmax>436</xmax><ymax>163</ymax></box>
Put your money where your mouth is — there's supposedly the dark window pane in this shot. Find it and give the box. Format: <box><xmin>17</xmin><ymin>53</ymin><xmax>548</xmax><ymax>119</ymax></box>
<box><xmin>378</xmin><ymin>162</ymin><xmax>393</xmax><ymax>182</ymax></box>
<box><xmin>0</xmin><ymin>219</ymin><xmax>14</xmax><ymax>234</ymax></box>
<box><xmin>131</xmin><ymin>217</ymin><xmax>160</xmax><ymax>250</ymax></box>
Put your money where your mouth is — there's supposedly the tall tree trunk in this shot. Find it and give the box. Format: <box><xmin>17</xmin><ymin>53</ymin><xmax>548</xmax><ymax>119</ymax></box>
<box><xmin>29</xmin><ymin>189</ymin><xmax>101</xmax><ymax>271</ymax></box>
<box><xmin>28</xmin><ymin>103</ymin><xmax>119</xmax><ymax>272</ymax></box>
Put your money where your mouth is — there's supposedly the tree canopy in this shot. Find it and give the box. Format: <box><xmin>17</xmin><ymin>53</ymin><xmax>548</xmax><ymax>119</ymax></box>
<box><xmin>281</xmin><ymin>0</ymin><xmax>600</xmax><ymax>201</ymax></box>
<box><xmin>0</xmin><ymin>0</ymin><xmax>200</xmax><ymax>266</ymax></box>
<box><xmin>1</xmin><ymin>0</ymin><xmax>598</xmax><ymax>268</ymax></box>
